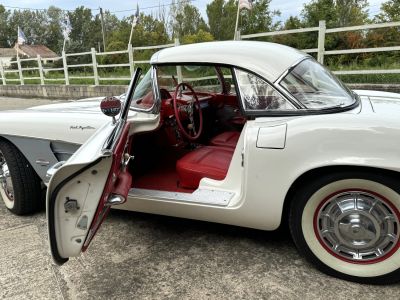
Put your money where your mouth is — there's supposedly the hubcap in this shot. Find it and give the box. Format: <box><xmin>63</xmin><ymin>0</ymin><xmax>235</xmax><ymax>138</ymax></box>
<box><xmin>315</xmin><ymin>190</ymin><xmax>400</xmax><ymax>263</ymax></box>
<box><xmin>0</xmin><ymin>150</ymin><xmax>14</xmax><ymax>202</ymax></box>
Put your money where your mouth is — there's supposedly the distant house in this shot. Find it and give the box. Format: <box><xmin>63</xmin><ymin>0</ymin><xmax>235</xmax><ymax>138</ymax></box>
<box><xmin>0</xmin><ymin>44</ymin><xmax>59</xmax><ymax>68</ymax></box>
<box><xmin>15</xmin><ymin>44</ymin><xmax>58</xmax><ymax>64</ymax></box>
<box><xmin>0</xmin><ymin>48</ymin><xmax>16</xmax><ymax>67</ymax></box>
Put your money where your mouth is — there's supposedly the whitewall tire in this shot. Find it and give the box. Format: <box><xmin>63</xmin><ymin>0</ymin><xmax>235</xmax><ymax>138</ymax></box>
<box><xmin>289</xmin><ymin>171</ymin><xmax>400</xmax><ymax>284</ymax></box>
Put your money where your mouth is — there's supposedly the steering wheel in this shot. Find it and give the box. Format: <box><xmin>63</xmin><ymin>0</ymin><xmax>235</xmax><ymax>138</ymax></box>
<box><xmin>173</xmin><ymin>82</ymin><xmax>203</xmax><ymax>141</ymax></box>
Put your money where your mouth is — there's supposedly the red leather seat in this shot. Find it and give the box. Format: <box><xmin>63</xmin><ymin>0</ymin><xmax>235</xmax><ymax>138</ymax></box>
<box><xmin>209</xmin><ymin>131</ymin><xmax>240</xmax><ymax>148</ymax></box>
<box><xmin>176</xmin><ymin>146</ymin><xmax>234</xmax><ymax>189</ymax></box>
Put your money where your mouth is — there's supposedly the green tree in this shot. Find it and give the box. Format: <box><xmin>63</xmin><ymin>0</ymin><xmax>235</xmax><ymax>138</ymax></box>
<box><xmin>170</xmin><ymin>0</ymin><xmax>209</xmax><ymax>38</ymax></box>
<box><xmin>44</xmin><ymin>6</ymin><xmax>64</xmax><ymax>53</ymax></box>
<box><xmin>181</xmin><ymin>29</ymin><xmax>214</xmax><ymax>44</ymax></box>
<box><xmin>67</xmin><ymin>7</ymin><xmax>102</xmax><ymax>52</ymax></box>
<box><xmin>207</xmin><ymin>0</ymin><xmax>279</xmax><ymax>40</ymax></box>
<box><xmin>272</xmin><ymin>16</ymin><xmax>310</xmax><ymax>50</ymax></box>
<box><xmin>0</xmin><ymin>5</ymin><xmax>11</xmax><ymax>47</ymax></box>
<box><xmin>207</xmin><ymin>0</ymin><xmax>238</xmax><ymax>40</ymax></box>
<box><xmin>240</xmin><ymin>0</ymin><xmax>280</xmax><ymax>35</ymax></box>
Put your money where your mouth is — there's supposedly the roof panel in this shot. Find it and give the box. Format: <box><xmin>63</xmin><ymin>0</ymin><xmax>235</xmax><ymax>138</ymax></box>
<box><xmin>151</xmin><ymin>41</ymin><xmax>308</xmax><ymax>83</ymax></box>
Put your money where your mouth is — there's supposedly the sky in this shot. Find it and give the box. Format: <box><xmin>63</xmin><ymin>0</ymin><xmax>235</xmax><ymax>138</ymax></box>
<box><xmin>0</xmin><ymin>0</ymin><xmax>387</xmax><ymax>22</ymax></box>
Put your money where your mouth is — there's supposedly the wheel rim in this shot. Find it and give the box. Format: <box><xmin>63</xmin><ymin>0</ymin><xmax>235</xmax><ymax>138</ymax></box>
<box><xmin>314</xmin><ymin>189</ymin><xmax>400</xmax><ymax>264</ymax></box>
<box><xmin>0</xmin><ymin>150</ymin><xmax>14</xmax><ymax>205</ymax></box>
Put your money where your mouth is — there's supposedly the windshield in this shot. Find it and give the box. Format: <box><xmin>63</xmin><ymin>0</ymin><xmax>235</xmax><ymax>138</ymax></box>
<box><xmin>279</xmin><ymin>59</ymin><xmax>355</xmax><ymax>109</ymax></box>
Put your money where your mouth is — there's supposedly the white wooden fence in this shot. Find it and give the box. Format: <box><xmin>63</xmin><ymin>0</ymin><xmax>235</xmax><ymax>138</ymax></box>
<box><xmin>239</xmin><ymin>20</ymin><xmax>400</xmax><ymax>76</ymax></box>
<box><xmin>1</xmin><ymin>20</ymin><xmax>400</xmax><ymax>86</ymax></box>
<box><xmin>0</xmin><ymin>39</ymin><xmax>178</xmax><ymax>86</ymax></box>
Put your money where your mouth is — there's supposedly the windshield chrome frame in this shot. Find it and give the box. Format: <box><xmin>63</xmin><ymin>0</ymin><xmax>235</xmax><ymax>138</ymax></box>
<box><xmin>129</xmin><ymin>66</ymin><xmax>160</xmax><ymax>114</ymax></box>
<box><xmin>275</xmin><ymin>57</ymin><xmax>358</xmax><ymax>111</ymax></box>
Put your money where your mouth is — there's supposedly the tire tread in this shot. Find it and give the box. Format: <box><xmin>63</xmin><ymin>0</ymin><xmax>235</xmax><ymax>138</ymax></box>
<box><xmin>0</xmin><ymin>139</ymin><xmax>43</xmax><ymax>215</ymax></box>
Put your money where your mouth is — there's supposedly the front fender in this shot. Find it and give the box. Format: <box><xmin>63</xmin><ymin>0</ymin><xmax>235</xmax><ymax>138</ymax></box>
<box><xmin>243</xmin><ymin>113</ymin><xmax>400</xmax><ymax>230</ymax></box>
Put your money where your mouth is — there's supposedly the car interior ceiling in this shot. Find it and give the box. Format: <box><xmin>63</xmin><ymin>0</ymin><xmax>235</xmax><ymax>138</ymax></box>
<box><xmin>129</xmin><ymin>66</ymin><xmax>246</xmax><ymax>193</ymax></box>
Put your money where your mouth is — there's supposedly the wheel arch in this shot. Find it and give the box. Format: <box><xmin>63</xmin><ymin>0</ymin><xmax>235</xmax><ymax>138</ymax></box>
<box><xmin>281</xmin><ymin>165</ymin><xmax>400</xmax><ymax>228</ymax></box>
<box><xmin>0</xmin><ymin>135</ymin><xmax>59</xmax><ymax>183</ymax></box>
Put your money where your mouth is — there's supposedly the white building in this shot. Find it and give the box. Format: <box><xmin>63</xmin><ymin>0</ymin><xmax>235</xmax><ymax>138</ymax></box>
<box><xmin>0</xmin><ymin>48</ymin><xmax>16</xmax><ymax>67</ymax></box>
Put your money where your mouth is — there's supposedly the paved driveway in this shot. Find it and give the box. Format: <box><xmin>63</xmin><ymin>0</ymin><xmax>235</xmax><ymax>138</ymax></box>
<box><xmin>0</xmin><ymin>96</ymin><xmax>399</xmax><ymax>299</ymax></box>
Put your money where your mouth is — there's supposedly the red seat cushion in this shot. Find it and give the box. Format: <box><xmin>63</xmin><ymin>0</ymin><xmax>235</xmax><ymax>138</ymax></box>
<box><xmin>176</xmin><ymin>146</ymin><xmax>234</xmax><ymax>189</ymax></box>
<box><xmin>210</xmin><ymin>131</ymin><xmax>240</xmax><ymax>148</ymax></box>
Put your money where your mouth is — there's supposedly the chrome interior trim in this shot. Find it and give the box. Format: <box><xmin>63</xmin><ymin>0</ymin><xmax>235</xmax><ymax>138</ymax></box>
<box><xmin>128</xmin><ymin>188</ymin><xmax>234</xmax><ymax>206</ymax></box>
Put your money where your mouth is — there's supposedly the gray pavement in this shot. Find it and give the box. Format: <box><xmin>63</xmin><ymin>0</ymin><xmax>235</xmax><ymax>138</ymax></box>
<box><xmin>0</xmin><ymin>96</ymin><xmax>399</xmax><ymax>299</ymax></box>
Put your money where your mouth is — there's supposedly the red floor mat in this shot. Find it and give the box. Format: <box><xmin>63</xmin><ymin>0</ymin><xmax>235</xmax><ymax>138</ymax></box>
<box><xmin>133</xmin><ymin>165</ymin><xmax>194</xmax><ymax>193</ymax></box>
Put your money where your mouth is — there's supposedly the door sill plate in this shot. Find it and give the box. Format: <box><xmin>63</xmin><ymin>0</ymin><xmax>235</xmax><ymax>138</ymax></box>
<box><xmin>128</xmin><ymin>188</ymin><xmax>234</xmax><ymax>206</ymax></box>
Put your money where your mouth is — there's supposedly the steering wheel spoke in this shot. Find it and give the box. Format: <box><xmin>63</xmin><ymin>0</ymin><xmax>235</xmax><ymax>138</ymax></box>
<box><xmin>173</xmin><ymin>83</ymin><xmax>203</xmax><ymax>141</ymax></box>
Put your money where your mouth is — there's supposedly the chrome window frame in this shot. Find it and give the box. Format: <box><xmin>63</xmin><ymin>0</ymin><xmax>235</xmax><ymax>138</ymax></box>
<box><xmin>129</xmin><ymin>66</ymin><xmax>160</xmax><ymax>114</ymax></box>
<box><xmin>233</xmin><ymin>67</ymin><xmax>299</xmax><ymax>114</ymax></box>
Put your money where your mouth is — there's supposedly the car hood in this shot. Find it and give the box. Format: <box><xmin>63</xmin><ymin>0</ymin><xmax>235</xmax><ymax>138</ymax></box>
<box><xmin>354</xmin><ymin>90</ymin><xmax>400</xmax><ymax>114</ymax></box>
<box><xmin>27</xmin><ymin>97</ymin><xmax>105</xmax><ymax>114</ymax></box>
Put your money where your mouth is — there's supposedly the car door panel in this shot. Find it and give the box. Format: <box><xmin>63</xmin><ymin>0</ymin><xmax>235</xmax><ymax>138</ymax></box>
<box><xmin>47</xmin><ymin>69</ymin><xmax>141</xmax><ymax>265</ymax></box>
<box><xmin>47</xmin><ymin>121</ymin><xmax>131</xmax><ymax>264</ymax></box>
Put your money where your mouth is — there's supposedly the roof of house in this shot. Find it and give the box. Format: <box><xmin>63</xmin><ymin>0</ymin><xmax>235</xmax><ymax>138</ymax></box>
<box><xmin>0</xmin><ymin>48</ymin><xmax>16</xmax><ymax>57</ymax></box>
<box><xmin>151</xmin><ymin>41</ymin><xmax>308</xmax><ymax>83</ymax></box>
<box><xmin>16</xmin><ymin>45</ymin><xmax>58</xmax><ymax>59</ymax></box>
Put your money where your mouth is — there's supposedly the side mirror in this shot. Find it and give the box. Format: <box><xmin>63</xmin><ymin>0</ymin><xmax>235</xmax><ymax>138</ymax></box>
<box><xmin>100</xmin><ymin>96</ymin><xmax>121</xmax><ymax>124</ymax></box>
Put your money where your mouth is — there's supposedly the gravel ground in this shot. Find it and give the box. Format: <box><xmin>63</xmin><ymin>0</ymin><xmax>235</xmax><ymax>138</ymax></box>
<box><xmin>0</xmin><ymin>96</ymin><xmax>399</xmax><ymax>299</ymax></box>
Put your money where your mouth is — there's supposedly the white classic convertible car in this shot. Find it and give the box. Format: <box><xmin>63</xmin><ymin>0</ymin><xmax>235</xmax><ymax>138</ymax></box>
<box><xmin>1</xmin><ymin>41</ymin><xmax>400</xmax><ymax>284</ymax></box>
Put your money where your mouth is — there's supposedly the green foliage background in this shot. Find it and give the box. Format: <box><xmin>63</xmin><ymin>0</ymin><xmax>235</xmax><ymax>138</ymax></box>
<box><xmin>1</xmin><ymin>0</ymin><xmax>399</xmax><ymax>85</ymax></box>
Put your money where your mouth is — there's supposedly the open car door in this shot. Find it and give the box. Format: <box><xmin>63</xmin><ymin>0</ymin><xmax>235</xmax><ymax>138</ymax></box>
<box><xmin>47</xmin><ymin>69</ymin><xmax>141</xmax><ymax>265</ymax></box>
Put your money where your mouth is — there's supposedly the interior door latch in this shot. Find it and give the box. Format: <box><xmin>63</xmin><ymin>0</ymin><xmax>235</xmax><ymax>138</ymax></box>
<box><xmin>64</xmin><ymin>197</ymin><xmax>80</xmax><ymax>213</ymax></box>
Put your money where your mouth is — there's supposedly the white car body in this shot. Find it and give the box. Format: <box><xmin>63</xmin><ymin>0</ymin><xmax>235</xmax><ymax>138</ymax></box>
<box><xmin>1</xmin><ymin>41</ymin><xmax>400</xmax><ymax>283</ymax></box>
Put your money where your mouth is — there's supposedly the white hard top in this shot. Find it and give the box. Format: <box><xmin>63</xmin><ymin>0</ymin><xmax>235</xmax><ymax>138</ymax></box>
<box><xmin>151</xmin><ymin>41</ymin><xmax>308</xmax><ymax>83</ymax></box>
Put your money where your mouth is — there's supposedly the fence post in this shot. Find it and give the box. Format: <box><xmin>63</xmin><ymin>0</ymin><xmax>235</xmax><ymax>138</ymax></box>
<box><xmin>317</xmin><ymin>20</ymin><xmax>326</xmax><ymax>64</ymax></box>
<box><xmin>235</xmin><ymin>30</ymin><xmax>241</xmax><ymax>40</ymax></box>
<box><xmin>0</xmin><ymin>60</ymin><xmax>5</xmax><ymax>85</ymax></box>
<box><xmin>16</xmin><ymin>55</ymin><xmax>24</xmax><ymax>85</ymax></box>
<box><xmin>91</xmin><ymin>48</ymin><xmax>99</xmax><ymax>86</ymax></box>
<box><xmin>174</xmin><ymin>38</ymin><xmax>183</xmax><ymax>84</ymax></box>
<box><xmin>128</xmin><ymin>43</ymin><xmax>134</xmax><ymax>77</ymax></box>
<box><xmin>37</xmin><ymin>54</ymin><xmax>44</xmax><ymax>85</ymax></box>
<box><xmin>62</xmin><ymin>51</ymin><xmax>69</xmax><ymax>85</ymax></box>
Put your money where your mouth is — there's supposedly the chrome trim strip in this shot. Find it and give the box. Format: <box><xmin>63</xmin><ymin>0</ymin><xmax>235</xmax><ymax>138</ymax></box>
<box><xmin>128</xmin><ymin>188</ymin><xmax>234</xmax><ymax>206</ymax></box>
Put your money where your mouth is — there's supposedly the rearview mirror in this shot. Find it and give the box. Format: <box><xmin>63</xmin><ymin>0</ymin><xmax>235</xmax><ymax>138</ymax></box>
<box><xmin>100</xmin><ymin>96</ymin><xmax>121</xmax><ymax>124</ymax></box>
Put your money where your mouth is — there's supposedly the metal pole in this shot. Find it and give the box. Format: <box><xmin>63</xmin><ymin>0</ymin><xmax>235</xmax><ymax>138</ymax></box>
<box><xmin>317</xmin><ymin>20</ymin><xmax>326</xmax><ymax>64</ymax></box>
<box><xmin>128</xmin><ymin>16</ymin><xmax>136</xmax><ymax>47</ymax></box>
<box><xmin>100</xmin><ymin>7</ymin><xmax>106</xmax><ymax>52</ymax></box>
<box><xmin>234</xmin><ymin>2</ymin><xmax>241</xmax><ymax>40</ymax></box>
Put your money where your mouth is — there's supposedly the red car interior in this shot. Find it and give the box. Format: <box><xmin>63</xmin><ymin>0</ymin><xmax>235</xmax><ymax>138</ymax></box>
<box><xmin>176</xmin><ymin>146</ymin><xmax>235</xmax><ymax>189</ymax></box>
<box><xmin>209</xmin><ymin>131</ymin><xmax>240</xmax><ymax>148</ymax></box>
<box><xmin>130</xmin><ymin>77</ymin><xmax>245</xmax><ymax>193</ymax></box>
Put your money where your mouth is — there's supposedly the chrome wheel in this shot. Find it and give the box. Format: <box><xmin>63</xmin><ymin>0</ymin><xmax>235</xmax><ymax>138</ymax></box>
<box><xmin>0</xmin><ymin>150</ymin><xmax>14</xmax><ymax>204</ymax></box>
<box><xmin>315</xmin><ymin>190</ymin><xmax>400</xmax><ymax>264</ymax></box>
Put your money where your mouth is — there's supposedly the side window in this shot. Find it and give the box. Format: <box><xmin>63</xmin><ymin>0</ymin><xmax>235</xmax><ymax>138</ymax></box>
<box><xmin>235</xmin><ymin>69</ymin><xmax>294</xmax><ymax>111</ymax></box>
